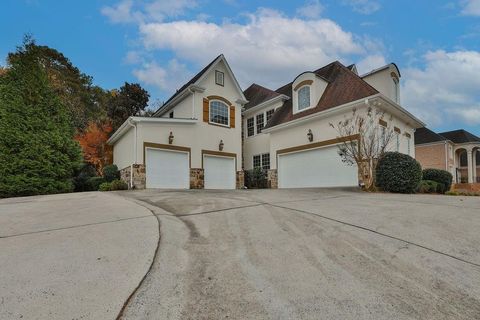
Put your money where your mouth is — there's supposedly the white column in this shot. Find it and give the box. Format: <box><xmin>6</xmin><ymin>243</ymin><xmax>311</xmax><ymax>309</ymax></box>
<box><xmin>473</xmin><ymin>150</ymin><xmax>478</xmax><ymax>183</ymax></box>
<box><xmin>467</xmin><ymin>149</ymin><xmax>473</xmax><ymax>183</ymax></box>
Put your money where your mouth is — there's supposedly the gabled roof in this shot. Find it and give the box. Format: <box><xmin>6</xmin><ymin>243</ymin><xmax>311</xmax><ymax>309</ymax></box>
<box><xmin>153</xmin><ymin>54</ymin><xmax>247</xmax><ymax>116</ymax></box>
<box><xmin>414</xmin><ymin>127</ymin><xmax>448</xmax><ymax>145</ymax></box>
<box><xmin>439</xmin><ymin>129</ymin><xmax>480</xmax><ymax>143</ymax></box>
<box><xmin>265</xmin><ymin>61</ymin><xmax>379</xmax><ymax>129</ymax></box>
<box><xmin>243</xmin><ymin>83</ymin><xmax>281</xmax><ymax>110</ymax></box>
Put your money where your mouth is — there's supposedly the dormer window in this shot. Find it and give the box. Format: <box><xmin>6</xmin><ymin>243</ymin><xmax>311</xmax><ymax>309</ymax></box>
<box><xmin>298</xmin><ymin>86</ymin><xmax>311</xmax><ymax>111</ymax></box>
<box><xmin>215</xmin><ymin>70</ymin><xmax>224</xmax><ymax>86</ymax></box>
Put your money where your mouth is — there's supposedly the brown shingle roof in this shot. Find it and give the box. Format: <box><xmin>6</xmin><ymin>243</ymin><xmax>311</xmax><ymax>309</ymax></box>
<box><xmin>265</xmin><ymin>61</ymin><xmax>379</xmax><ymax>129</ymax></box>
<box><xmin>243</xmin><ymin>83</ymin><xmax>281</xmax><ymax>110</ymax></box>
<box><xmin>439</xmin><ymin>129</ymin><xmax>480</xmax><ymax>143</ymax></box>
<box><xmin>414</xmin><ymin>127</ymin><xmax>447</xmax><ymax>145</ymax></box>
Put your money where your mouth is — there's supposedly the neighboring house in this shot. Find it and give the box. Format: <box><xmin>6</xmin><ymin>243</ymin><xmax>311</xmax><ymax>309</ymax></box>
<box><xmin>415</xmin><ymin>127</ymin><xmax>480</xmax><ymax>184</ymax></box>
<box><xmin>108</xmin><ymin>55</ymin><xmax>424</xmax><ymax>189</ymax></box>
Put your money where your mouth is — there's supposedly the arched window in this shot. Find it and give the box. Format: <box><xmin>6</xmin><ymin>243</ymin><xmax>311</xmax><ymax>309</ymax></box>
<box><xmin>298</xmin><ymin>86</ymin><xmax>310</xmax><ymax>111</ymax></box>
<box><xmin>210</xmin><ymin>100</ymin><xmax>229</xmax><ymax>126</ymax></box>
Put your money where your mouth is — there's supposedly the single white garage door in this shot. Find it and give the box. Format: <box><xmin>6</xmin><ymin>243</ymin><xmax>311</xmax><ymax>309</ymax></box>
<box><xmin>204</xmin><ymin>155</ymin><xmax>235</xmax><ymax>189</ymax></box>
<box><xmin>146</xmin><ymin>148</ymin><xmax>189</xmax><ymax>189</ymax></box>
<box><xmin>278</xmin><ymin>145</ymin><xmax>357</xmax><ymax>188</ymax></box>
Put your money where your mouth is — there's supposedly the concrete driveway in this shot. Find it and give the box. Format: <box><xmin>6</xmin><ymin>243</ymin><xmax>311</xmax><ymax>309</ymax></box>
<box><xmin>0</xmin><ymin>192</ymin><xmax>158</xmax><ymax>320</ymax></box>
<box><xmin>2</xmin><ymin>189</ymin><xmax>480</xmax><ymax>319</ymax></box>
<box><xmin>119</xmin><ymin>189</ymin><xmax>480</xmax><ymax>320</ymax></box>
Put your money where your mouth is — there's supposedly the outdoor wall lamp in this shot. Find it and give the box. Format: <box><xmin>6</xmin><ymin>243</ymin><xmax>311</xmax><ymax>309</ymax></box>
<box><xmin>168</xmin><ymin>131</ymin><xmax>174</xmax><ymax>144</ymax></box>
<box><xmin>219</xmin><ymin>140</ymin><xmax>224</xmax><ymax>151</ymax></box>
<box><xmin>307</xmin><ymin>129</ymin><xmax>313</xmax><ymax>142</ymax></box>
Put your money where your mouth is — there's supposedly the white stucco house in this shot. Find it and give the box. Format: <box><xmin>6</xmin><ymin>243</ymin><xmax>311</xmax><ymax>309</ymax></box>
<box><xmin>108</xmin><ymin>54</ymin><xmax>424</xmax><ymax>189</ymax></box>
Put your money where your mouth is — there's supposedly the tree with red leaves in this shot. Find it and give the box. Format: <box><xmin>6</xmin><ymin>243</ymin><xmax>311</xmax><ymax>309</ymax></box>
<box><xmin>75</xmin><ymin>121</ymin><xmax>113</xmax><ymax>175</ymax></box>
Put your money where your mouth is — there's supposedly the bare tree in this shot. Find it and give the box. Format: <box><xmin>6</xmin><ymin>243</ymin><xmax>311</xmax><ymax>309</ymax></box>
<box><xmin>329</xmin><ymin>107</ymin><xmax>395</xmax><ymax>191</ymax></box>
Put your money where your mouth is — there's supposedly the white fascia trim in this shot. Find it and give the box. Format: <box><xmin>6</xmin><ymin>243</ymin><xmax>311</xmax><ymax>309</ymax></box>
<box><xmin>415</xmin><ymin>141</ymin><xmax>450</xmax><ymax>147</ymax></box>
<box><xmin>154</xmin><ymin>84</ymin><xmax>205</xmax><ymax>117</ymax></box>
<box><xmin>375</xmin><ymin>95</ymin><xmax>425</xmax><ymax>128</ymax></box>
<box><xmin>107</xmin><ymin>116</ymin><xmax>196</xmax><ymax>145</ymax></box>
<box><xmin>242</xmin><ymin>95</ymin><xmax>290</xmax><ymax>115</ymax></box>
<box><xmin>197</xmin><ymin>54</ymin><xmax>248</xmax><ymax>103</ymax></box>
<box><xmin>263</xmin><ymin>96</ymin><xmax>369</xmax><ymax>134</ymax></box>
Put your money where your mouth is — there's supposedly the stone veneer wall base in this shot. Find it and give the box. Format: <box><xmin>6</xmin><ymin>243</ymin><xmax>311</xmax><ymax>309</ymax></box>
<box><xmin>190</xmin><ymin>168</ymin><xmax>205</xmax><ymax>189</ymax></box>
<box><xmin>119</xmin><ymin>164</ymin><xmax>146</xmax><ymax>190</ymax></box>
<box><xmin>267</xmin><ymin>169</ymin><xmax>278</xmax><ymax>189</ymax></box>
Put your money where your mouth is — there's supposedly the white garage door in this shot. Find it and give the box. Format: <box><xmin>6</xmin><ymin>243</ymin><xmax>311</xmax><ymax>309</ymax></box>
<box><xmin>146</xmin><ymin>148</ymin><xmax>189</xmax><ymax>189</ymax></box>
<box><xmin>204</xmin><ymin>155</ymin><xmax>235</xmax><ymax>189</ymax></box>
<box><xmin>278</xmin><ymin>145</ymin><xmax>358</xmax><ymax>188</ymax></box>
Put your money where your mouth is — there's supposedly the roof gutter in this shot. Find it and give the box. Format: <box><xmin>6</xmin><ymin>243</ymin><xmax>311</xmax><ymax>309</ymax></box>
<box><xmin>243</xmin><ymin>94</ymin><xmax>290</xmax><ymax>115</ymax></box>
<box><xmin>153</xmin><ymin>84</ymin><xmax>205</xmax><ymax>117</ymax></box>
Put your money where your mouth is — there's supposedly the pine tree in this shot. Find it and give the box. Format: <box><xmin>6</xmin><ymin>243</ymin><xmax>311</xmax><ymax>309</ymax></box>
<box><xmin>0</xmin><ymin>39</ymin><xmax>82</xmax><ymax>197</ymax></box>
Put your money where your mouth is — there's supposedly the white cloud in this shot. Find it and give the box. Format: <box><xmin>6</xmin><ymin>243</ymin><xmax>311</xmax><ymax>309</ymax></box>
<box><xmin>133</xmin><ymin>59</ymin><xmax>192</xmax><ymax>92</ymax></box>
<box><xmin>296</xmin><ymin>0</ymin><xmax>324</xmax><ymax>19</ymax></box>
<box><xmin>123</xmin><ymin>51</ymin><xmax>143</xmax><ymax>64</ymax></box>
<box><xmin>356</xmin><ymin>54</ymin><xmax>386</xmax><ymax>74</ymax></box>
<box><xmin>342</xmin><ymin>0</ymin><xmax>381</xmax><ymax>15</ymax></box>
<box><xmin>138</xmin><ymin>8</ymin><xmax>383</xmax><ymax>90</ymax></box>
<box><xmin>402</xmin><ymin>50</ymin><xmax>480</xmax><ymax>127</ymax></box>
<box><xmin>101</xmin><ymin>0</ymin><xmax>197</xmax><ymax>24</ymax></box>
<box><xmin>461</xmin><ymin>0</ymin><xmax>480</xmax><ymax>16</ymax></box>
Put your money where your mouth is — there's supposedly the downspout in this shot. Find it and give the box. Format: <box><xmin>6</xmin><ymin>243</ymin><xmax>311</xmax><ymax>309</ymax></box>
<box><xmin>444</xmin><ymin>141</ymin><xmax>448</xmax><ymax>171</ymax></box>
<box><xmin>190</xmin><ymin>87</ymin><xmax>196</xmax><ymax>119</ymax></box>
<box><xmin>127</xmin><ymin>118</ymin><xmax>137</xmax><ymax>189</ymax></box>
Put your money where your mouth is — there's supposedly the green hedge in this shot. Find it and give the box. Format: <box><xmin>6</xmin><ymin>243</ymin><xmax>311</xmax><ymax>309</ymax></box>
<box><xmin>417</xmin><ymin>180</ymin><xmax>441</xmax><ymax>193</ymax></box>
<box><xmin>376</xmin><ymin>152</ymin><xmax>422</xmax><ymax>193</ymax></box>
<box><xmin>244</xmin><ymin>168</ymin><xmax>268</xmax><ymax>189</ymax></box>
<box><xmin>422</xmin><ymin>168</ymin><xmax>453</xmax><ymax>193</ymax></box>
<box><xmin>99</xmin><ymin>179</ymin><xmax>128</xmax><ymax>192</ymax></box>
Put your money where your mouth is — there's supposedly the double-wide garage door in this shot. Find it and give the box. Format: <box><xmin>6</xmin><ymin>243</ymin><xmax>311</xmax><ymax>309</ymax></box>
<box><xmin>278</xmin><ymin>145</ymin><xmax>358</xmax><ymax>188</ymax></box>
<box><xmin>145</xmin><ymin>148</ymin><xmax>236</xmax><ymax>189</ymax></box>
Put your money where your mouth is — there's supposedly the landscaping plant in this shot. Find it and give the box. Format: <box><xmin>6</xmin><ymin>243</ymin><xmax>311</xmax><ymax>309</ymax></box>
<box><xmin>376</xmin><ymin>152</ymin><xmax>422</xmax><ymax>193</ymax></box>
<box><xmin>422</xmin><ymin>168</ymin><xmax>453</xmax><ymax>193</ymax></box>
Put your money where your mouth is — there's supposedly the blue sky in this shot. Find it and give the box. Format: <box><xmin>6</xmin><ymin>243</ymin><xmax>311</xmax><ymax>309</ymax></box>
<box><xmin>1</xmin><ymin>0</ymin><xmax>480</xmax><ymax>135</ymax></box>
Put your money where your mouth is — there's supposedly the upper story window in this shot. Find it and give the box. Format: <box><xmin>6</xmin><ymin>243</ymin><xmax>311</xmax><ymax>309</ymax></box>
<box><xmin>298</xmin><ymin>86</ymin><xmax>310</xmax><ymax>111</ymax></box>
<box><xmin>215</xmin><ymin>70</ymin><xmax>224</xmax><ymax>86</ymax></box>
<box><xmin>169</xmin><ymin>111</ymin><xmax>174</xmax><ymax>118</ymax></box>
<box><xmin>266</xmin><ymin>109</ymin><xmax>275</xmax><ymax>122</ymax></box>
<box><xmin>256</xmin><ymin>113</ymin><xmax>264</xmax><ymax>133</ymax></box>
<box><xmin>210</xmin><ymin>100</ymin><xmax>229</xmax><ymax>126</ymax></box>
<box><xmin>247</xmin><ymin>117</ymin><xmax>254</xmax><ymax>137</ymax></box>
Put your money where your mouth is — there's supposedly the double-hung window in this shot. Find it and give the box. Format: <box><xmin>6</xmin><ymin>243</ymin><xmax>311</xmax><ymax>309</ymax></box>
<box><xmin>266</xmin><ymin>109</ymin><xmax>275</xmax><ymax>122</ymax></box>
<box><xmin>253</xmin><ymin>155</ymin><xmax>261</xmax><ymax>168</ymax></box>
<box><xmin>256</xmin><ymin>113</ymin><xmax>264</xmax><ymax>133</ymax></box>
<box><xmin>247</xmin><ymin>117</ymin><xmax>254</xmax><ymax>137</ymax></box>
<box><xmin>210</xmin><ymin>100</ymin><xmax>229</xmax><ymax>126</ymax></box>
<box><xmin>253</xmin><ymin>153</ymin><xmax>270</xmax><ymax>170</ymax></box>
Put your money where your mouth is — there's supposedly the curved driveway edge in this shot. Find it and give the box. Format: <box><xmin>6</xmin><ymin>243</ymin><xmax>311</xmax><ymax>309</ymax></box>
<box><xmin>0</xmin><ymin>192</ymin><xmax>159</xmax><ymax>320</ymax></box>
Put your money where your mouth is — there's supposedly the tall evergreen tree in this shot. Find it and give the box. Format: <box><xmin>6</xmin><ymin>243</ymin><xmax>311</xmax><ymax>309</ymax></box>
<box><xmin>0</xmin><ymin>39</ymin><xmax>82</xmax><ymax>197</ymax></box>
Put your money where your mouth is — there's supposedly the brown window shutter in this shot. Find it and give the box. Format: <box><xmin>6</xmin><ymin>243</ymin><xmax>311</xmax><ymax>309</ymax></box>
<box><xmin>230</xmin><ymin>106</ymin><xmax>235</xmax><ymax>128</ymax></box>
<box><xmin>203</xmin><ymin>98</ymin><xmax>209</xmax><ymax>122</ymax></box>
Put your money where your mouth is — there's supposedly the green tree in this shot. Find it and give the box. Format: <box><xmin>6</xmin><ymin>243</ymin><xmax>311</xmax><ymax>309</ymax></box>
<box><xmin>0</xmin><ymin>39</ymin><xmax>82</xmax><ymax>197</ymax></box>
<box><xmin>7</xmin><ymin>36</ymin><xmax>108</xmax><ymax>131</ymax></box>
<box><xmin>107</xmin><ymin>82</ymin><xmax>150</xmax><ymax>131</ymax></box>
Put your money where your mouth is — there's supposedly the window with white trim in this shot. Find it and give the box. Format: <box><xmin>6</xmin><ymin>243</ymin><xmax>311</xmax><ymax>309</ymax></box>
<box><xmin>298</xmin><ymin>86</ymin><xmax>310</xmax><ymax>110</ymax></box>
<box><xmin>210</xmin><ymin>100</ymin><xmax>229</xmax><ymax>126</ymax></box>
<box><xmin>261</xmin><ymin>153</ymin><xmax>270</xmax><ymax>170</ymax></box>
<box><xmin>253</xmin><ymin>153</ymin><xmax>270</xmax><ymax>169</ymax></box>
<box><xmin>215</xmin><ymin>70</ymin><xmax>224</xmax><ymax>86</ymax></box>
<box><xmin>407</xmin><ymin>137</ymin><xmax>411</xmax><ymax>155</ymax></box>
<box><xmin>247</xmin><ymin>117</ymin><xmax>254</xmax><ymax>137</ymax></box>
<box><xmin>253</xmin><ymin>155</ymin><xmax>261</xmax><ymax>168</ymax></box>
<box><xmin>266</xmin><ymin>109</ymin><xmax>275</xmax><ymax>122</ymax></box>
<box><xmin>256</xmin><ymin>113</ymin><xmax>264</xmax><ymax>133</ymax></box>
<box><xmin>396</xmin><ymin>133</ymin><xmax>400</xmax><ymax>151</ymax></box>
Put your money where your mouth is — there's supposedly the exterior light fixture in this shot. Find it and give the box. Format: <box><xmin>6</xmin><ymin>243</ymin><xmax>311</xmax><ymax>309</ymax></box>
<box><xmin>307</xmin><ymin>129</ymin><xmax>313</xmax><ymax>142</ymax></box>
<box><xmin>168</xmin><ymin>131</ymin><xmax>174</xmax><ymax>144</ymax></box>
<box><xmin>219</xmin><ymin>140</ymin><xmax>224</xmax><ymax>151</ymax></box>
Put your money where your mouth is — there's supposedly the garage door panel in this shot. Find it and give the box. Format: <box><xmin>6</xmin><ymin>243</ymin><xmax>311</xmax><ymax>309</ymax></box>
<box><xmin>204</xmin><ymin>155</ymin><xmax>235</xmax><ymax>189</ymax></box>
<box><xmin>278</xmin><ymin>145</ymin><xmax>357</xmax><ymax>188</ymax></box>
<box><xmin>146</xmin><ymin>148</ymin><xmax>189</xmax><ymax>189</ymax></box>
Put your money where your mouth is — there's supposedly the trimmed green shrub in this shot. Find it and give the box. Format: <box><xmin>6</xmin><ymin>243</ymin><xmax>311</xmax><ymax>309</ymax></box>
<box><xmin>376</xmin><ymin>152</ymin><xmax>422</xmax><ymax>193</ymax></box>
<box><xmin>86</xmin><ymin>177</ymin><xmax>105</xmax><ymax>191</ymax></box>
<box><xmin>422</xmin><ymin>168</ymin><xmax>453</xmax><ymax>192</ymax></box>
<box><xmin>103</xmin><ymin>164</ymin><xmax>120</xmax><ymax>182</ymax></box>
<box><xmin>417</xmin><ymin>180</ymin><xmax>439</xmax><ymax>193</ymax></box>
<box><xmin>110</xmin><ymin>179</ymin><xmax>128</xmax><ymax>190</ymax></box>
<box><xmin>98</xmin><ymin>182</ymin><xmax>112</xmax><ymax>191</ymax></box>
<box><xmin>245</xmin><ymin>168</ymin><xmax>268</xmax><ymax>189</ymax></box>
